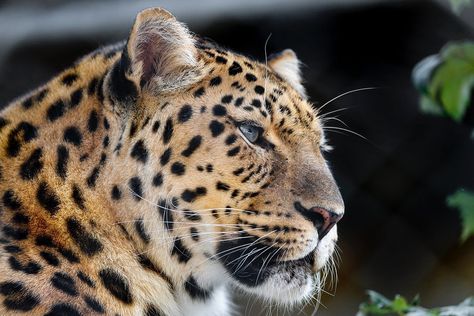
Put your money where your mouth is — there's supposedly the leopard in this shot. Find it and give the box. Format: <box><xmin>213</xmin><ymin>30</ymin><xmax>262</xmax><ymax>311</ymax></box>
<box><xmin>0</xmin><ymin>7</ymin><xmax>344</xmax><ymax>316</ymax></box>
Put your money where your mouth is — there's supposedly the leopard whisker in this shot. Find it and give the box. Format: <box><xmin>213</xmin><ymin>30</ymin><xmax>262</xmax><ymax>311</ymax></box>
<box><xmin>247</xmin><ymin>245</ymin><xmax>280</xmax><ymax>288</ymax></box>
<box><xmin>317</xmin><ymin>107</ymin><xmax>348</xmax><ymax>119</ymax></box>
<box><xmin>253</xmin><ymin>235</ymin><xmax>284</xmax><ymax>279</ymax></box>
<box><xmin>111</xmin><ymin>219</ymin><xmax>254</xmax><ymax>229</ymax></box>
<box><xmin>196</xmin><ymin>230</ymin><xmax>276</xmax><ymax>268</ymax></box>
<box><xmin>145</xmin><ymin>227</ymin><xmax>263</xmax><ymax>246</ymax></box>
<box><xmin>134</xmin><ymin>233</ymin><xmax>258</xmax><ymax>258</ymax></box>
<box><xmin>233</xmin><ymin>232</ymin><xmax>282</xmax><ymax>275</ymax></box>
<box><xmin>184</xmin><ymin>231</ymin><xmax>262</xmax><ymax>250</ymax></box>
<box><xmin>316</xmin><ymin>86</ymin><xmax>379</xmax><ymax>113</ymax></box>
<box><xmin>262</xmin><ymin>33</ymin><xmax>272</xmax><ymax>117</ymax></box>
<box><xmin>253</xmin><ymin>241</ymin><xmax>283</xmax><ymax>286</ymax></box>
<box><xmin>323</xmin><ymin>126</ymin><xmax>368</xmax><ymax>141</ymax></box>
<box><xmin>229</xmin><ymin>231</ymin><xmax>278</xmax><ymax>273</ymax></box>
<box><xmin>193</xmin><ymin>240</ymin><xmax>259</xmax><ymax>268</ymax></box>
<box><xmin>126</xmin><ymin>187</ymin><xmax>251</xmax><ymax>216</ymax></box>
<box><xmin>321</xmin><ymin>116</ymin><xmax>350</xmax><ymax>128</ymax></box>
<box><xmin>312</xmin><ymin>273</ymin><xmax>327</xmax><ymax>312</ymax></box>
<box><xmin>231</xmin><ymin>246</ymin><xmax>268</xmax><ymax>274</ymax></box>
<box><xmin>329</xmin><ymin>255</ymin><xmax>339</xmax><ymax>292</ymax></box>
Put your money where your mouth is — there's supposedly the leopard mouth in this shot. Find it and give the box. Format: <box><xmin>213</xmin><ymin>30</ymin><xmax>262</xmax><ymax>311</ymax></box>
<box><xmin>217</xmin><ymin>232</ymin><xmax>315</xmax><ymax>288</ymax></box>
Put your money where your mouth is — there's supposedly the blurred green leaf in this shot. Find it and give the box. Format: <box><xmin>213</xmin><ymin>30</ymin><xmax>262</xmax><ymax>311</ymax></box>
<box><xmin>367</xmin><ymin>290</ymin><xmax>392</xmax><ymax>306</ymax></box>
<box><xmin>411</xmin><ymin>294</ymin><xmax>421</xmax><ymax>307</ymax></box>
<box><xmin>413</xmin><ymin>42</ymin><xmax>474</xmax><ymax>122</ymax></box>
<box><xmin>450</xmin><ymin>0</ymin><xmax>473</xmax><ymax>13</ymax></box>
<box><xmin>430</xmin><ymin>57</ymin><xmax>474</xmax><ymax>121</ymax></box>
<box><xmin>360</xmin><ymin>291</ymin><xmax>415</xmax><ymax>315</ymax></box>
<box><xmin>447</xmin><ymin>189</ymin><xmax>474</xmax><ymax>241</ymax></box>
<box><xmin>392</xmin><ymin>295</ymin><xmax>409</xmax><ymax>313</ymax></box>
<box><xmin>419</xmin><ymin>96</ymin><xmax>444</xmax><ymax>116</ymax></box>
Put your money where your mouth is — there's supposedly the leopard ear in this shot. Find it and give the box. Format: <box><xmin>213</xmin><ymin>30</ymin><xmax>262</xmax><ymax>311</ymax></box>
<box><xmin>126</xmin><ymin>7</ymin><xmax>202</xmax><ymax>90</ymax></box>
<box><xmin>269</xmin><ymin>49</ymin><xmax>306</xmax><ymax>98</ymax></box>
<box><xmin>107</xmin><ymin>8</ymin><xmax>203</xmax><ymax>107</ymax></box>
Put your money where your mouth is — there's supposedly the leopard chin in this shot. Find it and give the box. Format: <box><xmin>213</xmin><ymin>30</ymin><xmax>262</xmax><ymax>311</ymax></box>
<box><xmin>217</xmin><ymin>226</ymin><xmax>338</xmax><ymax>305</ymax></box>
<box><xmin>233</xmin><ymin>253</ymin><xmax>315</xmax><ymax>304</ymax></box>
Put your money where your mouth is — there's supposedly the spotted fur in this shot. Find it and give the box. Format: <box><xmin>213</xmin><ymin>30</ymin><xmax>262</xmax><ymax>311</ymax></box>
<box><xmin>0</xmin><ymin>7</ymin><xmax>344</xmax><ymax>316</ymax></box>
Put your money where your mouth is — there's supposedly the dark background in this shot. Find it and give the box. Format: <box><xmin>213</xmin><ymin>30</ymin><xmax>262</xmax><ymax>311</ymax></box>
<box><xmin>1</xmin><ymin>0</ymin><xmax>473</xmax><ymax>315</ymax></box>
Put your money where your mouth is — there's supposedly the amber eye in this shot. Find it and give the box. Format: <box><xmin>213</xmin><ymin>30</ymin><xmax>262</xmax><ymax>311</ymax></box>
<box><xmin>239</xmin><ymin>122</ymin><xmax>261</xmax><ymax>143</ymax></box>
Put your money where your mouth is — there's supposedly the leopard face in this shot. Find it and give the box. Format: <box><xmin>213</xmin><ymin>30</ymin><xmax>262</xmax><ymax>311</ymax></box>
<box><xmin>106</xmin><ymin>8</ymin><xmax>344</xmax><ymax>305</ymax></box>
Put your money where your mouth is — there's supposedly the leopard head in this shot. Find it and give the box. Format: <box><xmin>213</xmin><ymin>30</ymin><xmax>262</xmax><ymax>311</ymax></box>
<box><xmin>105</xmin><ymin>8</ymin><xmax>344</xmax><ymax>306</ymax></box>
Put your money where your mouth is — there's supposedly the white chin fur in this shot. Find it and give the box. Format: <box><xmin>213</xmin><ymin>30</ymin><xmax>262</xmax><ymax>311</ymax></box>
<box><xmin>178</xmin><ymin>285</ymin><xmax>232</xmax><ymax>316</ymax></box>
<box><xmin>314</xmin><ymin>225</ymin><xmax>338</xmax><ymax>271</ymax></box>
<box><xmin>235</xmin><ymin>269</ymin><xmax>314</xmax><ymax>305</ymax></box>
<box><xmin>233</xmin><ymin>225</ymin><xmax>338</xmax><ymax>305</ymax></box>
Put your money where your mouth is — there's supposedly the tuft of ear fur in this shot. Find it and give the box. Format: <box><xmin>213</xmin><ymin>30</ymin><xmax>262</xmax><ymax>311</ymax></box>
<box><xmin>126</xmin><ymin>8</ymin><xmax>202</xmax><ymax>91</ymax></box>
<box><xmin>269</xmin><ymin>49</ymin><xmax>306</xmax><ymax>98</ymax></box>
<box><xmin>107</xmin><ymin>7</ymin><xmax>203</xmax><ymax>108</ymax></box>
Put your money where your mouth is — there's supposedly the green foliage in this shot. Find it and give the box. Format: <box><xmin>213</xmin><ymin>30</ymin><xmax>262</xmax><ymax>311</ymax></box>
<box><xmin>358</xmin><ymin>291</ymin><xmax>474</xmax><ymax>316</ymax></box>
<box><xmin>450</xmin><ymin>0</ymin><xmax>473</xmax><ymax>13</ymax></box>
<box><xmin>413</xmin><ymin>42</ymin><xmax>474</xmax><ymax>242</ymax></box>
<box><xmin>447</xmin><ymin>190</ymin><xmax>474</xmax><ymax>241</ymax></box>
<box><xmin>387</xmin><ymin>11</ymin><xmax>474</xmax><ymax>316</ymax></box>
<box><xmin>413</xmin><ymin>42</ymin><xmax>474</xmax><ymax>122</ymax></box>
<box><xmin>358</xmin><ymin>291</ymin><xmax>427</xmax><ymax>316</ymax></box>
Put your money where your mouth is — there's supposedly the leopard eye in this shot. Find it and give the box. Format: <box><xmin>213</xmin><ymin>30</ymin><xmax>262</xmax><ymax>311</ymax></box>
<box><xmin>239</xmin><ymin>122</ymin><xmax>261</xmax><ymax>143</ymax></box>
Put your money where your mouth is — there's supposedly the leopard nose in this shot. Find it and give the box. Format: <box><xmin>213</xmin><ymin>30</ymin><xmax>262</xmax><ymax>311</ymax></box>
<box><xmin>310</xmin><ymin>207</ymin><xmax>343</xmax><ymax>239</ymax></box>
<box><xmin>294</xmin><ymin>202</ymin><xmax>343</xmax><ymax>240</ymax></box>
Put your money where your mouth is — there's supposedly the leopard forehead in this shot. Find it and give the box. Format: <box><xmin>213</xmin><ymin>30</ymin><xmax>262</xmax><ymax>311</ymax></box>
<box><xmin>134</xmin><ymin>44</ymin><xmax>323</xmax><ymax>150</ymax></box>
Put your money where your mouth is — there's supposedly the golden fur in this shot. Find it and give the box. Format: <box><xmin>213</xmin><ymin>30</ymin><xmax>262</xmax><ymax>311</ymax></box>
<box><xmin>0</xmin><ymin>8</ymin><xmax>344</xmax><ymax>315</ymax></box>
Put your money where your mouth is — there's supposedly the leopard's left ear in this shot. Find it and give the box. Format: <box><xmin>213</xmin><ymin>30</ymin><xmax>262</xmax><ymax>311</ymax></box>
<box><xmin>269</xmin><ymin>49</ymin><xmax>306</xmax><ymax>98</ymax></box>
<box><xmin>107</xmin><ymin>8</ymin><xmax>203</xmax><ymax>109</ymax></box>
